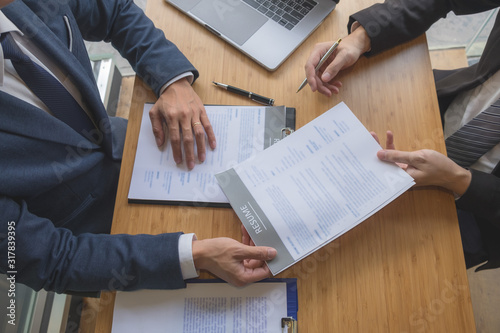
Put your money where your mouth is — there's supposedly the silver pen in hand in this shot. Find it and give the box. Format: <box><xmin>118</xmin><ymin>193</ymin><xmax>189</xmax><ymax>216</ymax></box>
<box><xmin>296</xmin><ymin>38</ymin><xmax>342</xmax><ymax>93</ymax></box>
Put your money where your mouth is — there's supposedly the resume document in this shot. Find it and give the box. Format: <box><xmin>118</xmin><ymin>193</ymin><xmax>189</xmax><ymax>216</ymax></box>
<box><xmin>216</xmin><ymin>102</ymin><xmax>415</xmax><ymax>274</ymax></box>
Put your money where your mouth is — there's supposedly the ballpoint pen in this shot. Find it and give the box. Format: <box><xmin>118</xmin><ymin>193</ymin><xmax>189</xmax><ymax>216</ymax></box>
<box><xmin>212</xmin><ymin>81</ymin><xmax>275</xmax><ymax>106</ymax></box>
<box><xmin>296</xmin><ymin>38</ymin><xmax>342</xmax><ymax>93</ymax></box>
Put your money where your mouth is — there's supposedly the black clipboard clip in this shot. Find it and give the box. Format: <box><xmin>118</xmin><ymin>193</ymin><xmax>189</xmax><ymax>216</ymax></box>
<box><xmin>281</xmin><ymin>317</ymin><xmax>297</xmax><ymax>333</ymax></box>
<box><xmin>281</xmin><ymin>127</ymin><xmax>294</xmax><ymax>139</ymax></box>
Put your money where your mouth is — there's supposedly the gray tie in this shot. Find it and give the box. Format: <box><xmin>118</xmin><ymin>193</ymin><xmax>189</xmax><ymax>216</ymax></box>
<box><xmin>445</xmin><ymin>99</ymin><xmax>500</xmax><ymax>167</ymax></box>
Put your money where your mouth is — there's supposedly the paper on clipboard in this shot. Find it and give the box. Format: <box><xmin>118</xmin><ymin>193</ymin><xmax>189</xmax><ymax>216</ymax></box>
<box><xmin>112</xmin><ymin>279</ymin><xmax>298</xmax><ymax>333</ymax></box>
<box><xmin>128</xmin><ymin>104</ymin><xmax>295</xmax><ymax>207</ymax></box>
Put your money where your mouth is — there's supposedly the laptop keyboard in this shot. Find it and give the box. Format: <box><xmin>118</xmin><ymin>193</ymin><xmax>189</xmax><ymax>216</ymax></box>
<box><xmin>242</xmin><ymin>0</ymin><xmax>318</xmax><ymax>30</ymax></box>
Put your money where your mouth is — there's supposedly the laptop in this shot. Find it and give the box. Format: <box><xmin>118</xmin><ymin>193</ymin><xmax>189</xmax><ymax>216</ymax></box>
<box><xmin>165</xmin><ymin>0</ymin><xmax>339</xmax><ymax>71</ymax></box>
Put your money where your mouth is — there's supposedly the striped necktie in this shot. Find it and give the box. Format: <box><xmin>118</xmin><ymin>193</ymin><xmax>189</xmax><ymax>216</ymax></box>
<box><xmin>1</xmin><ymin>33</ymin><xmax>96</xmax><ymax>136</ymax></box>
<box><xmin>445</xmin><ymin>99</ymin><xmax>500</xmax><ymax>167</ymax></box>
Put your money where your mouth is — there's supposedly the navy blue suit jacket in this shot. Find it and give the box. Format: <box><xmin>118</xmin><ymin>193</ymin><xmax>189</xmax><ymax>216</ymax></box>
<box><xmin>0</xmin><ymin>0</ymin><xmax>198</xmax><ymax>293</ymax></box>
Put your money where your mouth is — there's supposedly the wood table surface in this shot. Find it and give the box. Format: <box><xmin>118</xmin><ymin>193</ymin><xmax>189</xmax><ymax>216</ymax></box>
<box><xmin>95</xmin><ymin>0</ymin><xmax>476</xmax><ymax>331</ymax></box>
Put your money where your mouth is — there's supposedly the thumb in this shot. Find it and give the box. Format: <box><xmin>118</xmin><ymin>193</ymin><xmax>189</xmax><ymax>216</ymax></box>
<box><xmin>321</xmin><ymin>60</ymin><xmax>341</xmax><ymax>83</ymax></box>
<box><xmin>239</xmin><ymin>246</ymin><xmax>277</xmax><ymax>261</ymax></box>
<box><xmin>377</xmin><ymin>149</ymin><xmax>411</xmax><ymax>164</ymax></box>
<box><xmin>321</xmin><ymin>46</ymin><xmax>355</xmax><ymax>82</ymax></box>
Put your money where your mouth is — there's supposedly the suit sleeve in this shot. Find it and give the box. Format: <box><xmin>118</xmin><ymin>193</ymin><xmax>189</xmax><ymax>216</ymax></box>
<box><xmin>0</xmin><ymin>197</ymin><xmax>186</xmax><ymax>293</ymax></box>
<box><xmin>348</xmin><ymin>0</ymin><xmax>500</xmax><ymax>56</ymax></box>
<box><xmin>69</xmin><ymin>0</ymin><xmax>198</xmax><ymax>97</ymax></box>
<box><xmin>456</xmin><ymin>169</ymin><xmax>500</xmax><ymax>227</ymax></box>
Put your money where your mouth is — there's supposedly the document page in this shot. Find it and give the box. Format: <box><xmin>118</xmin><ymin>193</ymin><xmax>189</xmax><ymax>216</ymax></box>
<box><xmin>128</xmin><ymin>104</ymin><xmax>287</xmax><ymax>206</ymax></box>
<box><xmin>216</xmin><ymin>102</ymin><xmax>415</xmax><ymax>274</ymax></box>
<box><xmin>111</xmin><ymin>281</ymin><xmax>290</xmax><ymax>333</ymax></box>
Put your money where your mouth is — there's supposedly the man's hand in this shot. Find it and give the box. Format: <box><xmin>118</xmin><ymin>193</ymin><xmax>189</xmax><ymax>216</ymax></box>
<box><xmin>305</xmin><ymin>25</ymin><xmax>371</xmax><ymax>96</ymax></box>
<box><xmin>241</xmin><ymin>225</ymin><xmax>266</xmax><ymax>269</ymax></box>
<box><xmin>192</xmin><ymin>237</ymin><xmax>277</xmax><ymax>287</ymax></box>
<box><xmin>149</xmin><ymin>78</ymin><xmax>217</xmax><ymax>170</ymax></box>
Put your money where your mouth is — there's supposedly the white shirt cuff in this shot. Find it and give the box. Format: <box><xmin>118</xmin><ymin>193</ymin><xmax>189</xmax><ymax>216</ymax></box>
<box><xmin>159</xmin><ymin>72</ymin><xmax>194</xmax><ymax>96</ymax></box>
<box><xmin>178</xmin><ymin>233</ymin><xmax>199</xmax><ymax>280</ymax></box>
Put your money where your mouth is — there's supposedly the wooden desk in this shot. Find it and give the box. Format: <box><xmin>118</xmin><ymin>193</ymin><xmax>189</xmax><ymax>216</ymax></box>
<box><xmin>95</xmin><ymin>0</ymin><xmax>475</xmax><ymax>331</ymax></box>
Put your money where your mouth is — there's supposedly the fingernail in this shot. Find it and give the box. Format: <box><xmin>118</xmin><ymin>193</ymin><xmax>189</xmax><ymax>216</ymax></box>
<box><xmin>267</xmin><ymin>248</ymin><xmax>277</xmax><ymax>259</ymax></box>
<box><xmin>199</xmin><ymin>153</ymin><xmax>206</xmax><ymax>162</ymax></box>
<box><xmin>211</xmin><ymin>140</ymin><xmax>217</xmax><ymax>149</ymax></box>
<box><xmin>322</xmin><ymin>73</ymin><xmax>331</xmax><ymax>82</ymax></box>
<box><xmin>156</xmin><ymin>138</ymin><xmax>162</xmax><ymax>147</ymax></box>
<box><xmin>188</xmin><ymin>161</ymin><xmax>195</xmax><ymax>170</ymax></box>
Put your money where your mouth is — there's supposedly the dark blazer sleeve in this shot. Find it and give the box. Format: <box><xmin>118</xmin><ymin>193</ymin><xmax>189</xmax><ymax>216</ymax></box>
<box><xmin>456</xmin><ymin>169</ymin><xmax>500</xmax><ymax>270</ymax></box>
<box><xmin>68</xmin><ymin>0</ymin><xmax>199</xmax><ymax>97</ymax></box>
<box><xmin>456</xmin><ymin>169</ymin><xmax>500</xmax><ymax>225</ymax></box>
<box><xmin>0</xmin><ymin>197</ymin><xmax>186</xmax><ymax>293</ymax></box>
<box><xmin>0</xmin><ymin>1</ymin><xmax>194</xmax><ymax>293</ymax></box>
<box><xmin>348</xmin><ymin>0</ymin><xmax>500</xmax><ymax>56</ymax></box>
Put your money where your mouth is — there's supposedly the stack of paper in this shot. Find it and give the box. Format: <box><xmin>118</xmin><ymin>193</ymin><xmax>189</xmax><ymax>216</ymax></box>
<box><xmin>216</xmin><ymin>102</ymin><xmax>415</xmax><ymax>274</ymax></box>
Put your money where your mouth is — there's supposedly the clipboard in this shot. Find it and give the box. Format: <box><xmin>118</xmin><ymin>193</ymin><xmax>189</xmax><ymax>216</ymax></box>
<box><xmin>112</xmin><ymin>278</ymin><xmax>298</xmax><ymax>333</ymax></box>
<box><xmin>189</xmin><ymin>278</ymin><xmax>298</xmax><ymax>332</ymax></box>
<box><xmin>127</xmin><ymin>104</ymin><xmax>296</xmax><ymax>208</ymax></box>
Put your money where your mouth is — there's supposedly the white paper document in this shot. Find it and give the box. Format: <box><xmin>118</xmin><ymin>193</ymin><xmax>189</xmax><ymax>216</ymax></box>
<box><xmin>128</xmin><ymin>104</ymin><xmax>293</xmax><ymax>206</ymax></box>
<box><xmin>216</xmin><ymin>102</ymin><xmax>415</xmax><ymax>274</ymax></box>
<box><xmin>111</xmin><ymin>281</ymin><xmax>292</xmax><ymax>333</ymax></box>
